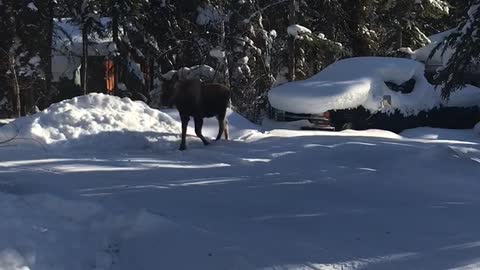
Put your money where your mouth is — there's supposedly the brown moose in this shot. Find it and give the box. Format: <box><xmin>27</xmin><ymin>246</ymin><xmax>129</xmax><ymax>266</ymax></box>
<box><xmin>169</xmin><ymin>78</ymin><xmax>230</xmax><ymax>151</ymax></box>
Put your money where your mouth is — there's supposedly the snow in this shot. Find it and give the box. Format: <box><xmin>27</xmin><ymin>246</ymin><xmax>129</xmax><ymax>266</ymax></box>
<box><xmin>442</xmin><ymin>85</ymin><xmax>480</xmax><ymax>107</ymax></box>
<box><xmin>0</xmin><ymin>193</ymin><xmax>173</xmax><ymax>270</ymax></box>
<box><xmin>268</xmin><ymin>57</ymin><xmax>480</xmax><ymax>115</ymax></box>
<box><xmin>269</xmin><ymin>57</ymin><xmax>441</xmax><ymax>115</ymax></box>
<box><xmin>0</xmin><ymin>119</ymin><xmax>14</xmax><ymax>126</ymax></box>
<box><xmin>53</xmin><ymin>18</ymin><xmax>113</xmax><ymax>55</ymax></box>
<box><xmin>27</xmin><ymin>2</ymin><xmax>38</xmax><ymax>11</ymax></box>
<box><xmin>128</xmin><ymin>58</ymin><xmax>145</xmax><ymax>83</ymax></box>
<box><xmin>0</xmin><ymin>94</ymin><xmax>180</xmax><ymax>151</ymax></box>
<box><xmin>269</xmin><ymin>30</ymin><xmax>277</xmax><ymax>38</ymax></box>
<box><xmin>117</xmin><ymin>82</ymin><xmax>127</xmax><ymax>91</ymax></box>
<box><xmin>209</xmin><ymin>47</ymin><xmax>226</xmax><ymax>59</ymax></box>
<box><xmin>287</xmin><ymin>24</ymin><xmax>312</xmax><ymax>39</ymax></box>
<box><xmin>163</xmin><ymin>65</ymin><xmax>216</xmax><ymax>81</ymax></box>
<box><xmin>164</xmin><ymin>108</ymin><xmax>260</xmax><ymax>141</ymax></box>
<box><xmin>425</xmin><ymin>0</ymin><xmax>450</xmax><ymax>14</ymax></box>
<box><xmin>27</xmin><ymin>55</ymin><xmax>41</xmax><ymax>66</ymax></box>
<box><xmin>108</xmin><ymin>43</ymin><xmax>118</xmax><ymax>54</ymax></box>
<box><xmin>196</xmin><ymin>4</ymin><xmax>224</xmax><ymax>26</ymax></box>
<box><xmin>412</xmin><ymin>28</ymin><xmax>455</xmax><ymax>66</ymax></box>
<box><xmin>238</xmin><ymin>56</ymin><xmax>249</xmax><ymax>65</ymax></box>
<box><xmin>2</xmin><ymin>95</ymin><xmax>480</xmax><ymax>270</ymax></box>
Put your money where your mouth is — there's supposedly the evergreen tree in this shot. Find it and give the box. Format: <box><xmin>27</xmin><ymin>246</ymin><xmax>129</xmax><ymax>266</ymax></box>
<box><xmin>433</xmin><ymin>0</ymin><xmax>480</xmax><ymax>99</ymax></box>
<box><xmin>377</xmin><ymin>0</ymin><xmax>450</xmax><ymax>54</ymax></box>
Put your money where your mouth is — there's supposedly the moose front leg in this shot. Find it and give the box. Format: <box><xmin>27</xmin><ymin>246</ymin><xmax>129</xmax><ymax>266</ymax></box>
<box><xmin>194</xmin><ymin>117</ymin><xmax>210</xmax><ymax>146</ymax></box>
<box><xmin>179</xmin><ymin>115</ymin><xmax>189</xmax><ymax>151</ymax></box>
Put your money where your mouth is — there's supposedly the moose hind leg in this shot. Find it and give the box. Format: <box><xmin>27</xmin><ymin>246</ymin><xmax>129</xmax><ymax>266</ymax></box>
<box><xmin>224</xmin><ymin>120</ymin><xmax>229</xmax><ymax>140</ymax></box>
<box><xmin>179</xmin><ymin>116</ymin><xmax>189</xmax><ymax>151</ymax></box>
<box><xmin>194</xmin><ymin>117</ymin><xmax>210</xmax><ymax>145</ymax></box>
<box><xmin>216</xmin><ymin>114</ymin><xmax>226</xmax><ymax>141</ymax></box>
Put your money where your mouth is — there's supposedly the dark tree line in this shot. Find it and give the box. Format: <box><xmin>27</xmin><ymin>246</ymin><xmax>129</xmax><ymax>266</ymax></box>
<box><xmin>0</xmin><ymin>0</ymin><xmax>477</xmax><ymax>121</ymax></box>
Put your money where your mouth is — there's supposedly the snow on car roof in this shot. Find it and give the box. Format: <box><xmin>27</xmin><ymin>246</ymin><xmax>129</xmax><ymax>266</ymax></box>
<box><xmin>268</xmin><ymin>57</ymin><xmax>443</xmax><ymax>116</ymax></box>
<box><xmin>268</xmin><ymin>57</ymin><xmax>480</xmax><ymax>116</ymax></box>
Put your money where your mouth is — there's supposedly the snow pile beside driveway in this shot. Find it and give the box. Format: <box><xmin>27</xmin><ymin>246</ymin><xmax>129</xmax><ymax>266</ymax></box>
<box><xmin>0</xmin><ymin>94</ymin><xmax>181</xmax><ymax>151</ymax></box>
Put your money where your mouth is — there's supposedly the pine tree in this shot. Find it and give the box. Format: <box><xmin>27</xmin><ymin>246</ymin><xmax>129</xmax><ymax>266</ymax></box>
<box><xmin>433</xmin><ymin>0</ymin><xmax>480</xmax><ymax>99</ymax></box>
<box><xmin>377</xmin><ymin>0</ymin><xmax>450</xmax><ymax>54</ymax></box>
<box><xmin>0</xmin><ymin>0</ymin><xmax>47</xmax><ymax>116</ymax></box>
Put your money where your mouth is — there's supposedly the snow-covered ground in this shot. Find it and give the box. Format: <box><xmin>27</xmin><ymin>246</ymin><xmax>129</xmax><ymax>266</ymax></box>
<box><xmin>1</xmin><ymin>94</ymin><xmax>480</xmax><ymax>270</ymax></box>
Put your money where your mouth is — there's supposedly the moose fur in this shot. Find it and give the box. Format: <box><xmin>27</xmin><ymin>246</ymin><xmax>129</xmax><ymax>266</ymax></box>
<box><xmin>169</xmin><ymin>78</ymin><xmax>231</xmax><ymax>151</ymax></box>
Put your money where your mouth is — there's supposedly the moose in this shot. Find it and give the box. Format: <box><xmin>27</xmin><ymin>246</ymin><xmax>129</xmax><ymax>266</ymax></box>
<box><xmin>166</xmin><ymin>78</ymin><xmax>231</xmax><ymax>151</ymax></box>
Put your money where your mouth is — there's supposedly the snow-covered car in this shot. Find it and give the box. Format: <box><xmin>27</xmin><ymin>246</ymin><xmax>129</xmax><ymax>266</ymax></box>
<box><xmin>267</xmin><ymin>57</ymin><xmax>480</xmax><ymax>132</ymax></box>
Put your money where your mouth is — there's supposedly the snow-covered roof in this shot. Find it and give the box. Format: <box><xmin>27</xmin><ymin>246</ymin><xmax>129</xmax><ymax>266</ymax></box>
<box><xmin>268</xmin><ymin>57</ymin><xmax>480</xmax><ymax>116</ymax></box>
<box><xmin>52</xmin><ymin>18</ymin><xmax>115</xmax><ymax>82</ymax></box>
<box><xmin>53</xmin><ymin>17</ymin><xmax>113</xmax><ymax>56</ymax></box>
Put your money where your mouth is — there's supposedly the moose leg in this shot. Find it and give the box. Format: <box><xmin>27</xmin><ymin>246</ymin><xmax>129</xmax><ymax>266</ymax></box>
<box><xmin>179</xmin><ymin>115</ymin><xmax>189</xmax><ymax>151</ymax></box>
<box><xmin>216</xmin><ymin>114</ymin><xmax>226</xmax><ymax>141</ymax></box>
<box><xmin>194</xmin><ymin>117</ymin><xmax>210</xmax><ymax>146</ymax></box>
<box><xmin>224</xmin><ymin>120</ymin><xmax>229</xmax><ymax>140</ymax></box>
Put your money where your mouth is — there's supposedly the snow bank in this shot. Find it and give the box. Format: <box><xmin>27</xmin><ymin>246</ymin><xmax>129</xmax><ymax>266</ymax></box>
<box><xmin>401</xmin><ymin>127</ymin><xmax>480</xmax><ymax>142</ymax></box>
<box><xmin>1</xmin><ymin>94</ymin><xmax>180</xmax><ymax>151</ymax></box>
<box><xmin>475</xmin><ymin>122</ymin><xmax>480</xmax><ymax>135</ymax></box>
<box><xmin>0</xmin><ymin>119</ymin><xmax>14</xmax><ymax>126</ymax></box>
<box><xmin>268</xmin><ymin>57</ymin><xmax>441</xmax><ymax>115</ymax></box>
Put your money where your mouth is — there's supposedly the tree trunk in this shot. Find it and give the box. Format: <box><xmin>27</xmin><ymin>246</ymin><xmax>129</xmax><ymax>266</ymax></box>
<box><xmin>81</xmin><ymin>22</ymin><xmax>88</xmax><ymax>95</ymax></box>
<box><xmin>45</xmin><ymin>0</ymin><xmax>55</xmax><ymax>102</ymax></box>
<box><xmin>349</xmin><ymin>0</ymin><xmax>371</xmax><ymax>56</ymax></box>
<box><xmin>7</xmin><ymin>9</ymin><xmax>21</xmax><ymax>117</ymax></box>
<box><xmin>112</xmin><ymin>0</ymin><xmax>119</xmax><ymax>95</ymax></box>
<box><xmin>219</xmin><ymin>14</ymin><xmax>230</xmax><ymax>87</ymax></box>
<box><xmin>9</xmin><ymin>54</ymin><xmax>21</xmax><ymax>118</ymax></box>
<box><xmin>287</xmin><ymin>0</ymin><xmax>296</xmax><ymax>82</ymax></box>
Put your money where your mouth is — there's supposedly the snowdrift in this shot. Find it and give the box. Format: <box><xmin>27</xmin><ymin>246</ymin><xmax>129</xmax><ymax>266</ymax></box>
<box><xmin>0</xmin><ymin>94</ymin><xmax>181</xmax><ymax>151</ymax></box>
<box><xmin>268</xmin><ymin>57</ymin><xmax>480</xmax><ymax>116</ymax></box>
